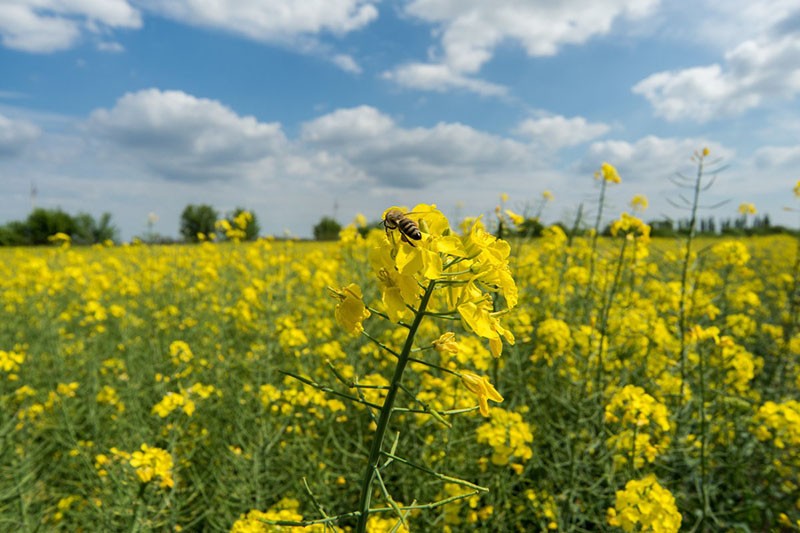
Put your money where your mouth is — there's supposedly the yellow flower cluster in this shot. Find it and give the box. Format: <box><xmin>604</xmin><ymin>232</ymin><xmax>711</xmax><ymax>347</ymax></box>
<box><xmin>475</xmin><ymin>408</ymin><xmax>534</xmax><ymax>466</ymax></box>
<box><xmin>752</xmin><ymin>400</ymin><xmax>800</xmax><ymax>456</ymax></box>
<box><xmin>369</xmin><ymin>204</ymin><xmax>517</xmax><ymax>357</ymax></box>
<box><xmin>610</xmin><ymin>213</ymin><xmax>650</xmax><ymax>239</ymax></box>
<box><xmin>605</xmin><ymin>385</ymin><xmax>671</xmax><ymax>469</ymax></box>
<box><xmin>230</xmin><ymin>498</ymin><xmax>325</xmax><ymax>533</ymax></box>
<box><xmin>151</xmin><ymin>382</ymin><xmax>217</xmax><ymax>418</ymax></box>
<box><xmin>531</xmin><ymin>318</ymin><xmax>572</xmax><ymax>366</ymax></box>
<box><xmin>518</xmin><ymin>489</ymin><xmax>559</xmax><ymax>530</ymax></box>
<box><xmin>607</xmin><ymin>474</ymin><xmax>682</xmax><ymax>533</ymax></box>
<box><xmin>0</xmin><ymin>348</ymin><xmax>25</xmax><ymax>380</ymax></box>
<box><xmin>128</xmin><ymin>444</ymin><xmax>175</xmax><ymax>489</ymax></box>
<box><xmin>595</xmin><ymin>162</ymin><xmax>622</xmax><ymax>183</ymax></box>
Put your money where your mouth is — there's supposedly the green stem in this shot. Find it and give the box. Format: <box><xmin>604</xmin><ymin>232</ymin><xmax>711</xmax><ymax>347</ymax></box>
<box><xmin>678</xmin><ymin>155</ymin><xmax>705</xmax><ymax>408</ymax></box>
<box><xmin>354</xmin><ymin>280</ymin><xmax>437</xmax><ymax>533</ymax></box>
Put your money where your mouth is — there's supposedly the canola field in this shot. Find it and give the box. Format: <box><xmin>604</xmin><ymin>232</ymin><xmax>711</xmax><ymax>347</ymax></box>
<box><xmin>1</xmin><ymin>205</ymin><xmax>799</xmax><ymax>532</ymax></box>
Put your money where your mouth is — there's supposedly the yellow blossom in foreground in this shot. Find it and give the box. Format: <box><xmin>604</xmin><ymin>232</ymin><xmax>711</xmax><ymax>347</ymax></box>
<box><xmin>794</xmin><ymin>179</ymin><xmax>800</xmax><ymax>197</ymax></box>
<box><xmin>607</xmin><ymin>474</ymin><xmax>681</xmax><ymax>533</ymax></box>
<box><xmin>329</xmin><ymin>284</ymin><xmax>370</xmax><ymax>335</ymax></box>
<box><xmin>129</xmin><ymin>444</ymin><xmax>174</xmax><ymax>489</ymax></box>
<box><xmin>595</xmin><ymin>162</ymin><xmax>621</xmax><ymax>183</ymax></box>
<box><xmin>461</xmin><ymin>372</ymin><xmax>504</xmax><ymax>417</ymax></box>
<box><xmin>433</xmin><ymin>332</ymin><xmax>460</xmax><ymax>356</ymax></box>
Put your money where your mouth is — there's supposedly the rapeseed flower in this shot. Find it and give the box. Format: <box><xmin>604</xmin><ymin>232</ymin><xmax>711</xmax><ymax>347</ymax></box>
<box><xmin>461</xmin><ymin>371</ymin><xmax>504</xmax><ymax>417</ymax></box>
<box><xmin>129</xmin><ymin>444</ymin><xmax>174</xmax><ymax>489</ymax></box>
<box><xmin>329</xmin><ymin>284</ymin><xmax>370</xmax><ymax>335</ymax></box>
<box><xmin>595</xmin><ymin>162</ymin><xmax>621</xmax><ymax>183</ymax></box>
<box><xmin>607</xmin><ymin>474</ymin><xmax>681</xmax><ymax>533</ymax></box>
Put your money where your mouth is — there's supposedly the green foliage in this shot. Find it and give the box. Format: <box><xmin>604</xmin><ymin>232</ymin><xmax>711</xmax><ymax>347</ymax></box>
<box><xmin>227</xmin><ymin>207</ymin><xmax>261</xmax><ymax>241</ymax></box>
<box><xmin>73</xmin><ymin>212</ymin><xmax>119</xmax><ymax>244</ymax></box>
<box><xmin>25</xmin><ymin>208</ymin><xmax>76</xmax><ymax>244</ymax></box>
<box><xmin>180</xmin><ymin>204</ymin><xmax>218</xmax><ymax>242</ymax></box>
<box><xmin>515</xmin><ymin>217</ymin><xmax>545</xmax><ymax>237</ymax></box>
<box><xmin>313</xmin><ymin>216</ymin><xmax>342</xmax><ymax>241</ymax></box>
<box><xmin>0</xmin><ymin>208</ymin><xmax>117</xmax><ymax>245</ymax></box>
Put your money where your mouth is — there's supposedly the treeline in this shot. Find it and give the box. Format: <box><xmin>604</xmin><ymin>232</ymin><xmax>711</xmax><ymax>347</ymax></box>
<box><xmin>644</xmin><ymin>214</ymin><xmax>788</xmax><ymax>237</ymax></box>
<box><xmin>0</xmin><ymin>208</ymin><xmax>118</xmax><ymax>246</ymax></box>
<box><xmin>0</xmin><ymin>207</ymin><xmax>793</xmax><ymax>247</ymax></box>
<box><xmin>0</xmin><ymin>205</ymin><xmax>261</xmax><ymax>246</ymax></box>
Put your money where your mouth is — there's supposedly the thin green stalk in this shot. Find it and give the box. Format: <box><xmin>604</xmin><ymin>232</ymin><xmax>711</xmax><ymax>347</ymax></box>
<box><xmin>595</xmin><ymin>237</ymin><xmax>628</xmax><ymax>401</ymax></box>
<box><xmin>354</xmin><ymin>280</ymin><xmax>437</xmax><ymax>533</ymax></box>
<box><xmin>585</xmin><ymin>180</ymin><xmax>608</xmax><ymax>318</ymax></box>
<box><xmin>699</xmin><ymin>342</ymin><xmax>710</xmax><ymax>527</ymax></box>
<box><xmin>678</xmin><ymin>155</ymin><xmax>705</xmax><ymax>406</ymax></box>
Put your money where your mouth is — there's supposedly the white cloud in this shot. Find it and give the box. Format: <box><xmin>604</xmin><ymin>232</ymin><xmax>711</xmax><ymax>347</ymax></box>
<box><xmin>0</xmin><ymin>0</ymin><xmax>141</xmax><ymax>53</ymax></box>
<box><xmin>332</xmin><ymin>53</ymin><xmax>362</xmax><ymax>74</ymax></box>
<box><xmin>138</xmin><ymin>0</ymin><xmax>378</xmax><ymax>43</ymax></box>
<box><xmin>87</xmin><ymin>89</ymin><xmax>288</xmax><ymax>181</ymax></box>
<box><xmin>515</xmin><ymin>115</ymin><xmax>610</xmax><ymax>149</ymax></box>
<box><xmin>97</xmin><ymin>41</ymin><xmax>125</xmax><ymax>53</ymax></box>
<box><xmin>582</xmin><ymin>136</ymin><xmax>732</xmax><ymax>181</ymax></box>
<box><xmin>381</xmin><ymin>63</ymin><xmax>507</xmax><ymax>96</ymax></box>
<box><xmin>633</xmin><ymin>33</ymin><xmax>800</xmax><ymax>122</ymax></box>
<box><xmin>301</xmin><ymin>105</ymin><xmax>538</xmax><ymax>186</ymax></box>
<box><xmin>753</xmin><ymin>144</ymin><xmax>800</xmax><ymax>169</ymax></box>
<box><xmin>384</xmin><ymin>0</ymin><xmax>659</xmax><ymax>94</ymax></box>
<box><xmin>0</xmin><ymin>113</ymin><xmax>41</xmax><ymax>156</ymax></box>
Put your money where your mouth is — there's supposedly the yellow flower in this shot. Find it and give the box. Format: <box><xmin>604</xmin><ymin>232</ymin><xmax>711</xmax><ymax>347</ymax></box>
<box><xmin>738</xmin><ymin>202</ymin><xmax>757</xmax><ymax>215</ymax></box>
<box><xmin>794</xmin><ymin>179</ymin><xmax>800</xmax><ymax>198</ymax></box>
<box><xmin>433</xmin><ymin>332</ymin><xmax>460</xmax><ymax>356</ymax></box>
<box><xmin>607</xmin><ymin>475</ymin><xmax>681</xmax><ymax>533</ymax></box>
<box><xmin>461</xmin><ymin>372</ymin><xmax>504</xmax><ymax>417</ymax></box>
<box><xmin>504</xmin><ymin>209</ymin><xmax>525</xmax><ymax>226</ymax></box>
<box><xmin>630</xmin><ymin>194</ymin><xmax>648</xmax><ymax>212</ymax></box>
<box><xmin>542</xmin><ymin>190</ymin><xmax>554</xmax><ymax>201</ymax></box>
<box><xmin>129</xmin><ymin>444</ymin><xmax>174</xmax><ymax>489</ymax></box>
<box><xmin>329</xmin><ymin>284</ymin><xmax>370</xmax><ymax>335</ymax></box>
<box><xmin>595</xmin><ymin>162</ymin><xmax>621</xmax><ymax>183</ymax></box>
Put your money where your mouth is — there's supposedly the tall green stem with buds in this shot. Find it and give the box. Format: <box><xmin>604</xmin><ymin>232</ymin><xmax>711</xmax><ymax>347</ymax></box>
<box><xmin>354</xmin><ymin>280</ymin><xmax>436</xmax><ymax>532</ymax></box>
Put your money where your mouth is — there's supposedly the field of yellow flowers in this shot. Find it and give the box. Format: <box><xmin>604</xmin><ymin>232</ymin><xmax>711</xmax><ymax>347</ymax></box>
<box><xmin>2</xmin><ymin>200</ymin><xmax>800</xmax><ymax>531</ymax></box>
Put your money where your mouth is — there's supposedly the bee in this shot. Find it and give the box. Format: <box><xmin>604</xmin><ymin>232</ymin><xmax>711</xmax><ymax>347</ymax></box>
<box><xmin>383</xmin><ymin>209</ymin><xmax>422</xmax><ymax>246</ymax></box>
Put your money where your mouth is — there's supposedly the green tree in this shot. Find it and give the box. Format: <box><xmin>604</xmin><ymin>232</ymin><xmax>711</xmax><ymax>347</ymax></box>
<box><xmin>73</xmin><ymin>212</ymin><xmax>118</xmax><ymax>244</ymax></box>
<box><xmin>226</xmin><ymin>207</ymin><xmax>261</xmax><ymax>241</ymax></box>
<box><xmin>0</xmin><ymin>221</ymin><xmax>29</xmax><ymax>246</ymax></box>
<box><xmin>313</xmin><ymin>216</ymin><xmax>342</xmax><ymax>241</ymax></box>
<box><xmin>180</xmin><ymin>204</ymin><xmax>218</xmax><ymax>243</ymax></box>
<box><xmin>25</xmin><ymin>208</ymin><xmax>76</xmax><ymax>244</ymax></box>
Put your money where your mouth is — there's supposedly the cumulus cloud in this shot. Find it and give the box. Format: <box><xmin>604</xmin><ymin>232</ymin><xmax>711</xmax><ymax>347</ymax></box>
<box><xmin>138</xmin><ymin>0</ymin><xmax>378</xmax><ymax>43</ymax></box>
<box><xmin>0</xmin><ymin>113</ymin><xmax>41</xmax><ymax>156</ymax></box>
<box><xmin>88</xmin><ymin>89</ymin><xmax>288</xmax><ymax>182</ymax></box>
<box><xmin>0</xmin><ymin>0</ymin><xmax>141</xmax><ymax>53</ymax></box>
<box><xmin>301</xmin><ymin>105</ymin><xmax>538</xmax><ymax>187</ymax></box>
<box><xmin>581</xmin><ymin>136</ymin><xmax>731</xmax><ymax>181</ymax></box>
<box><xmin>384</xmin><ymin>0</ymin><xmax>658</xmax><ymax>94</ymax></box>
<box><xmin>382</xmin><ymin>63</ymin><xmax>507</xmax><ymax>96</ymax></box>
<box><xmin>332</xmin><ymin>54</ymin><xmax>362</xmax><ymax>74</ymax></box>
<box><xmin>515</xmin><ymin>115</ymin><xmax>610</xmax><ymax>149</ymax></box>
<box><xmin>633</xmin><ymin>33</ymin><xmax>800</xmax><ymax>122</ymax></box>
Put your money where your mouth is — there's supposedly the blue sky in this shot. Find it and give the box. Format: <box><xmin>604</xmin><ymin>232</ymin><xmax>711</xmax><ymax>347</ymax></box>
<box><xmin>1</xmin><ymin>0</ymin><xmax>799</xmax><ymax>239</ymax></box>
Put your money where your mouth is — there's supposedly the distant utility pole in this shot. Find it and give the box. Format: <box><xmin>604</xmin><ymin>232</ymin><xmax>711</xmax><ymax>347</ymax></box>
<box><xmin>333</xmin><ymin>199</ymin><xmax>339</xmax><ymax>221</ymax></box>
<box><xmin>30</xmin><ymin>181</ymin><xmax>37</xmax><ymax>210</ymax></box>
